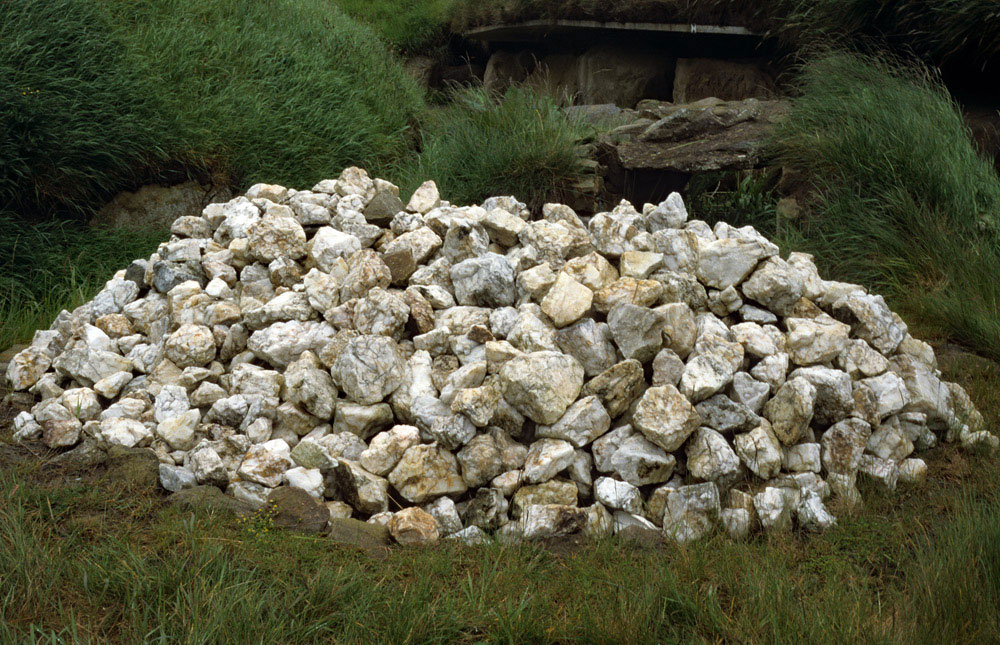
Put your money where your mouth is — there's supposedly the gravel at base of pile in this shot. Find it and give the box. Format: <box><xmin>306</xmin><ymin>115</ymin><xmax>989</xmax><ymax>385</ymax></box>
<box><xmin>6</xmin><ymin>167</ymin><xmax>997</xmax><ymax>545</ymax></box>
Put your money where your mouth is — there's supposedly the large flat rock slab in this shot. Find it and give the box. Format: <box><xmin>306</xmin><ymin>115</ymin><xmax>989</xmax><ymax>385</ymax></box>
<box><xmin>600</xmin><ymin>98</ymin><xmax>788</xmax><ymax>175</ymax></box>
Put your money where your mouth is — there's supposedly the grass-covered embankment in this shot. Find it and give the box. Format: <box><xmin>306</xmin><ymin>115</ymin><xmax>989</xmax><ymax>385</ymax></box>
<box><xmin>770</xmin><ymin>0</ymin><xmax>1000</xmax><ymax>69</ymax></box>
<box><xmin>0</xmin><ymin>0</ymin><xmax>425</xmax><ymax>221</ymax></box>
<box><xmin>0</xmin><ymin>0</ymin><xmax>169</xmax><ymax>218</ymax></box>
<box><xmin>769</xmin><ymin>52</ymin><xmax>1000</xmax><ymax>360</ymax></box>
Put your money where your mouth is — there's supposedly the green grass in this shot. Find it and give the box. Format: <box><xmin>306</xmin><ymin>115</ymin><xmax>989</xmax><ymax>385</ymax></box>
<box><xmin>1</xmin><ymin>0</ymin><xmax>424</xmax><ymax>221</ymax></box>
<box><xmin>0</xmin><ymin>215</ymin><xmax>163</xmax><ymax>350</ymax></box>
<box><xmin>0</xmin><ymin>0</ymin><xmax>172</xmax><ymax>217</ymax></box>
<box><xmin>335</xmin><ymin>0</ymin><xmax>458</xmax><ymax>54</ymax></box>
<box><xmin>102</xmin><ymin>0</ymin><xmax>424</xmax><ymax>194</ymax></box>
<box><xmin>396</xmin><ymin>86</ymin><xmax>592</xmax><ymax>208</ymax></box>
<box><xmin>769</xmin><ymin>0</ymin><xmax>1000</xmax><ymax>68</ymax></box>
<box><xmin>754</xmin><ymin>52</ymin><xmax>1000</xmax><ymax>360</ymax></box>
<box><xmin>2</xmin><ymin>349</ymin><xmax>999</xmax><ymax>643</ymax></box>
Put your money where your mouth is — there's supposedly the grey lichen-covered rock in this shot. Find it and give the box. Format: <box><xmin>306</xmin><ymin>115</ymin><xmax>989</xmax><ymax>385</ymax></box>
<box><xmin>858</xmin><ymin>454</ymin><xmax>899</xmax><ymax>490</ymax></box>
<box><xmin>523</xmin><ymin>438</ymin><xmax>575</xmax><ymax>483</ymax></box>
<box><xmin>733</xmin><ymin>422</ymin><xmax>782</xmax><ymax>479</ymax></box>
<box><xmin>535</xmin><ymin>395</ymin><xmax>611</xmax><ymax>448</ymax></box>
<box><xmin>696</xmin><ymin>394</ymin><xmax>758</xmax><ymax>433</ymax></box>
<box><xmin>456</xmin><ymin>433</ymin><xmax>505</xmax><ymax>488</ymax></box>
<box><xmin>753</xmin><ymin>487</ymin><xmax>792</xmax><ymax>534</ymax></box>
<box><xmin>740</xmin><ymin>257</ymin><xmax>805</xmax><ymax>316</ymax></box>
<box><xmin>331</xmin><ymin>335</ymin><xmax>404</xmax><ymax>405</ymax></box>
<box><xmin>695</xmin><ymin>237</ymin><xmax>774</xmax><ymax>290</ymax></box>
<box><xmin>267</xmin><ymin>486</ymin><xmax>330</xmax><ymax>534</ymax></box>
<box><xmin>521</xmin><ymin>504</ymin><xmax>588</xmax><ymax>540</ymax></box>
<box><xmin>686</xmin><ymin>427</ymin><xmax>740</xmax><ymax>482</ymax></box>
<box><xmin>283</xmin><ymin>352</ymin><xmax>338</xmax><ymax>420</ymax></box>
<box><xmin>662</xmin><ymin>482</ymin><xmax>720</xmax><ymax>543</ymax></box>
<box><xmin>159</xmin><ymin>463</ymin><xmax>197</xmax><ymax>493</ymax></box>
<box><xmin>329</xmin><ymin>460</ymin><xmax>389</xmax><ymax>515</ymax></box>
<box><xmin>787</xmin><ymin>316</ymin><xmax>851</xmax><ymax>366</ymax></box>
<box><xmin>328</xmin><ymin>518</ymin><xmax>391</xmax><ymax>549</ymax></box>
<box><xmin>797</xmin><ymin>490</ymin><xmax>837</xmax><ymax>532</ymax></box>
<box><xmin>789</xmin><ymin>365</ymin><xmax>853</xmax><ymax>426</ymax></box>
<box><xmin>821</xmin><ymin>418</ymin><xmax>872</xmax><ymax>475</ymax></box>
<box><xmin>464</xmin><ymin>487</ymin><xmax>512</xmax><ymax>530</ymax></box>
<box><xmin>608</xmin><ymin>432</ymin><xmax>675</xmax><ymax>486</ymax></box>
<box><xmin>678</xmin><ymin>335</ymin><xmax>744</xmax><ymax>402</ymax></box>
<box><xmin>632</xmin><ymin>385</ymin><xmax>701</xmax><ymax>452</ymax></box>
<box><xmin>388</xmin><ymin>444</ymin><xmax>467</xmax><ymax>504</ymax></box>
<box><xmin>554</xmin><ymin>319</ymin><xmax>618</xmax><ymax>377</ymax></box>
<box><xmin>594</xmin><ymin>477</ymin><xmax>644</xmax><ymax>514</ymax></box>
<box><xmin>832</xmin><ymin>293</ymin><xmax>906</xmax><ymax>355</ymax></box>
<box><xmin>763</xmin><ymin>377</ymin><xmax>816</xmax><ymax>445</ymax></box>
<box><xmin>247</xmin><ymin>320</ymin><xmax>335</xmax><ymax>368</ymax></box>
<box><xmin>607</xmin><ymin>303</ymin><xmax>667</xmax><ymax>363</ymax></box>
<box><xmin>52</xmin><ymin>347</ymin><xmax>132</xmax><ymax>387</ymax></box>
<box><xmin>581</xmin><ymin>359</ymin><xmax>646</xmax><ymax>419</ymax></box>
<box><xmin>334</xmin><ymin>402</ymin><xmax>393</xmax><ymax>439</ymax></box>
<box><xmin>450</xmin><ymin>253</ymin><xmax>516</xmax><ymax>307</ymax></box>
<box><xmin>499</xmin><ymin>351</ymin><xmax>584</xmax><ymax>425</ymax></box>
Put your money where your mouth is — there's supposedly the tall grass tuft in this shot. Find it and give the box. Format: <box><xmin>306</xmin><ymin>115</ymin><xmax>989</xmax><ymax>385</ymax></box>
<box><xmin>770</xmin><ymin>0</ymin><xmax>1000</xmax><ymax>68</ymax></box>
<box><xmin>905</xmin><ymin>494</ymin><xmax>1000</xmax><ymax>642</ymax></box>
<box><xmin>771</xmin><ymin>51</ymin><xmax>1000</xmax><ymax>359</ymax></box>
<box><xmin>335</xmin><ymin>0</ymin><xmax>458</xmax><ymax>54</ymax></box>
<box><xmin>101</xmin><ymin>0</ymin><xmax>425</xmax><ymax>193</ymax></box>
<box><xmin>0</xmin><ymin>0</ymin><xmax>171</xmax><ymax>217</ymax></box>
<box><xmin>397</xmin><ymin>86</ymin><xmax>591</xmax><ymax>208</ymax></box>
<box><xmin>0</xmin><ymin>215</ymin><xmax>163</xmax><ymax>349</ymax></box>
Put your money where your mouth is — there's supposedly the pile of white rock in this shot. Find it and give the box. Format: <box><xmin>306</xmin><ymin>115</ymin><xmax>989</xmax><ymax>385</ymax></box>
<box><xmin>6</xmin><ymin>168</ymin><xmax>996</xmax><ymax>545</ymax></box>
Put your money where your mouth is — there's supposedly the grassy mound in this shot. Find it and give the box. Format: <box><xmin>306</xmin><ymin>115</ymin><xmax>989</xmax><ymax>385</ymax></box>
<box><xmin>397</xmin><ymin>86</ymin><xmax>591</xmax><ymax>208</ymax></box>
<box><xmin>0</xmin><ymin>0</ymin><xmax>424</xmax><ymax>221</ymax></box>
<box><xmin>771</xmin><ymin>52</ymin><xmax>1000</xmax><ymax>359</ymax></box>
<box><xmin>1</xmin><ymin>0</ymin><xmax>425</xmax><ymax>348</ymax></box>
<box><xmin>0</xmin><ymin>0</ymin><xmax>170</xmax><ymax>217</ymax></box>
<box><xmin>103</xmin><ymin>0</ymin><xmax>424</xmax><ymax>192</ymax></box>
